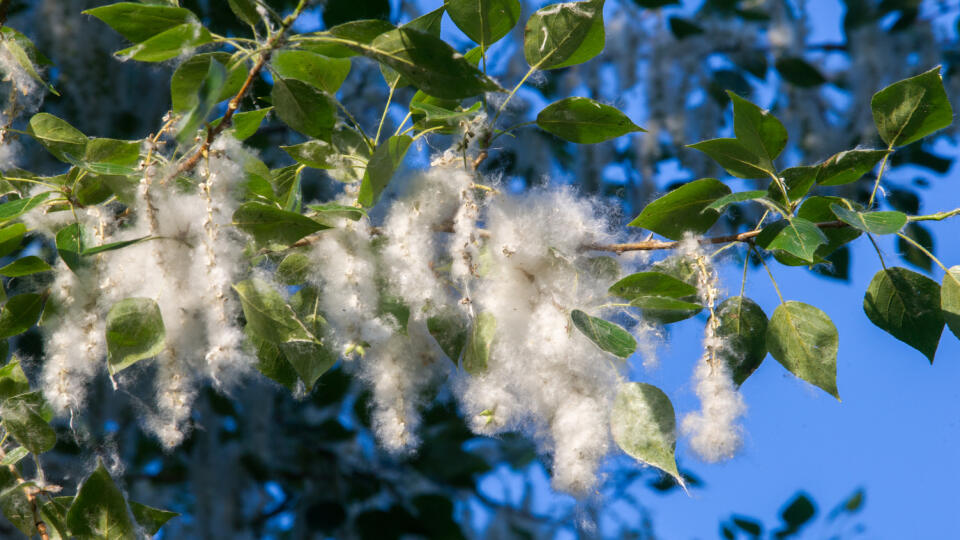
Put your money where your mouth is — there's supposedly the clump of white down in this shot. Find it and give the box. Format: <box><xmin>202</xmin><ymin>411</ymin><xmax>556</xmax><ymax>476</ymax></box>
<box><xmin>680</xmin><ymin>240</ymin><xmax>746</xmax><ymax>462</ymax></box>
<box><xmin>456</xmin><ymin>188</ymin><xmax>626</xmax><ymax>494</ymax></box>
<box><xmin>305</xmin><ymin>169</ymin><xmax>635</xmax><ymax>493</ymax></box>
<box><xmin>39</xmin><ymin>137</ymin><xmax>253</xmax><ymax>447</ymax></box>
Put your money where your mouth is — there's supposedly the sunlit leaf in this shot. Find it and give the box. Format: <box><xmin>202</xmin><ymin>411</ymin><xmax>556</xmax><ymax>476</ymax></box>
<box><xmin>871</xmin><ymin>66</ymin><xmax>953</xmax><ymax>147</ymax></box>
<box><xmin>105</xmin><ymin>298</ymin><xmax>166</xmax><ymax>374</ymax></box>
<box><xmin>766</xmin><ymin>301</ymin><xmax>839</xmax><ymax>399</ymax></box>
<box><xmin>571</xmin><ymin>309</ymin><xmax>636</xmax><ymax>358</ymax></box>
<box><xmin>610</xmin><ymin>382</ymin><xmax>683</xmax><ymax>485</ymax></box>
<box><xmin>628</xmin><ymin>178</ymin><xmax>731</xmax><ymax>240</ymax></box>
<box><xmin>863</xmin><ymin>267</ymin><xmax>943</xmax><ymax>363</ymax></box>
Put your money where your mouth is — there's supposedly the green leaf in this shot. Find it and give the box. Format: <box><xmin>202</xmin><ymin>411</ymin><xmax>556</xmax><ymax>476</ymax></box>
<box><xmin>1</xmin><ymin>35</ymin><xmax>49</xmax><ymax>94</ymax></box>
<box><xmin>766</xmin><ymin>301</ymin><xmax>839</xmax><ymax>399</ymax></box>
<box><xmin>272</xmin><ymin>50</ymin><xmax>352</xmax><ymax>94</ymax></box>
<box><xmin>314</xmin><ymin>20</ymin><xmax>395</xmax><ymax>58</ymax></box>
<box><xmin>55</xmin><ymin>223</ymin><xmax>91</xmax><ymax>273</ymax></box>
<box><xmin>278</xmin><ymin>339</ymin><xmax>337</xmax><ymax>391</ymax></box>
<box><xmin>0</xmin><ymin>256</ymin><xmax>52</xmax><ymax>277</ymax></box>
<box><xmin>82</xmin><ymin>236</ymin><xmax>152</xmax><ymax>257</ymax></box>
<box><xmin>629</xmin><ymin>296</ymin><xmax>702</xmax><ymax>311</ymax></box>
<box><xmin>116</xmin><ymin>23</ymin><xmax>213</xmax><ymax>62</ymax></box>
<box><xmin>248</xmin><ymin>330</ymin><xmax>299</xmax><ymax>392</ymax></box>
<box><xmin>67</xmin><ymin>462</ymin><xmax>137</xmax><ymax>539</ymax></box>
<box><xmin>0</xmin><ymin>294</ymin><xmax>45</xmax><ymax>339</ymax></box>
<box><xmin>0</xmin><ymin>192</ymin><xmax>51</xmax><ymax>223</ymax></box>
<box><xmin>328</xmin><ymin>125</ymin><xmax>373</xmax><ymax>183</ymax></box>
<box><xmin>628</xmin><ymin>178</ymin><xmax>731</xmax><ymax>240</ymax></box>
<box><xmin>536</xmin><ymin>97</ymin><xmax>644</xmax><ymax>143</ymax></box>
<box><xmin>175</xmin><ymin>58</ymin><xmax>227</xmax><ymax>145</ymax></box>
<box><xmin>2</xmin><ymin>394</ymin><xmax>56</xmax><ymax>454</ymax></box>
<box><xmin>0</xmin><ymin>223</ymin><xmax>25</xmax><ymax>258</ymax></box>
<box><xmin>704</xmin><ymin>190</ymin><xmax>769</xmax><ymax>212</ymax></box>
<box><xmin>271</xmin><ymin>77</ymin><xmax>337</xmax><ymax>141</ymax></box>
<box><xmin>358</xmin><ymin>135</ymin><xmax>413</xmax><ymax>208</ymax></box>
<box><xmin>0</xmin><ymin>474</ymin><xmax>36</xmax><ymax>536</ymax></box>
<box><xmin>871</xmin><ymin>66</ymin><xmax>953</xmax><ymax>147</ymax></box>
<box><xmin>0</xmin><ymin>446</ymin><xmax>28</xmax><ymax>467</ymax></box>
<box><xmin>27</xmin><ymin>113</ymin><xmax>87</xmax><ymax>162</ymax></box>
<box><xmin>0</xmin><ymin>359</ymin><xmax>30</xmax><ymax>402</ymax></box>
<box><xmin>815</xmin><ymin>149</ymin><xmax>889</xmax><ymax>186</ymax></box>
<box><xmin>308</xmin><ymin>202</ymin><xmax>368</xmax><ymax>224</ymax></box>
<box><xmin>271</xmin><ymin>165</ymin><xmax>303</xmax><ymax>212</ymax></box>
<box><xmin>105</xmin><ymin>298</ymin><xmax>166</xmax><ymax>374</ymax></box>
<box><xmin>897</xmin><ymin>222</ymin><xmax>934</xmax><ymax>272</ymax></box>
<box><xmin>609</xmin><ymin>271</ymin><xmax>697</xmax><ymax>301</ymax></box>
<box><xmin>729</xmin><ymin>91</ymin><xmax>787</xmax><ymax>166</ymax></box>
<box><xmin>281</xmin><ymin>140</ymin><xmax>337</xmax><ymax>169</ymax></box>
<box><xmin>232</xmin><ymin>202</ymin><xmax>329</xmax><ymax>248</ymax></box>
<box><xmin>571</xmin><ymin>309</ymin><xmax>636</xmax><ymax>358</ymax></box>
<box><xmin>427</xmin><ymin>314</ymin><xmax>469</xmax><ymax>363</ymax></box>
<box><xmin>687</xmin><ymin>138</ymin><xmax>770</xmax><ymax>179</ymax></box>
<box><xmin>829</xmin><ymin>205</ymin><xmax>906</xmax><ymax>235</ymax></box>
<box><xmin>233</xmin><ymin>279</ymin><xmax>307</xmax><ymax>344</ymax></box>
<box><xmin>227</xmin><ymin>0</ymin><xmax>261</xmax><ymax>27</ymax></box>
<box><xmin>775</xmin><ymin>56</ymin><xmax>826</xmax><ymax>87</ymax></box>
<box><xmin>463</xmin><ymin>312</ymin><xmax>496</xmax><ymax>374</ymax></box>
<box><xmin>524</xmin><ymin>0</ymin><xmax>605</xmax><ymax>70</ymax></box>
<box><xmin>39</xmin><ymin>497</ymin><xmax>72</xmax><ymax>540</ymax></box>
<box><xmin>756</xmin><ymin>218</ymin><xmax>829</xmax><ymax>263</ymax></box>
<box><xmin>767</xmin><ymin>166</ymin><xmax>817</xmax><ymax>207</ymax></box>
<box><xmin>410</xmin><ymin>101</ymin><xmax>483</xmax><ymax>132</ymax></box>
<box><xmin>215</xmin><ymin>108</ymin><xmax>272</xmax><ymax>141</ymax></box>
<box><xmin>130</xmin><ymin>501</ymin><xmax>178</xmax><ymax>535</ymax></box>
<box><xmin>714</xmin><ymin>297</ymin><xmax>768</xmax><ymax>386</ymax></box>
<box><xmin>347</xmin><ymin>28</ymin><xmax>502</xmax><ymax>99</ymax></box>
<box><xmin>942</xmin><ymin>266</ymin><xmax>960</xmax><ymax>340</ymax></box>
<box><xmin>83</xmin><ymin>2</ymin><xmax>196</xmax><ymax>43</ymax></box>
<box><xmin>863</xmin><ymin>267</ymin><xmax>943</xmax><ymax>363</ymax></box>
<box><xmin>277</xmin><ymin>253</ymin><xmax>311</xmax><ymax>285</ymax></box>
<box><xmin>795</xmin><ymin>196</ymin><xmax>862</xmax><ymax>259</ymax></box>
<box><xmin>84</xmin><ymin>138</ymin><xmax>141</xmax><ymax>170</ymax></box>
<box><xmin>610</xmin><ymin>382</ymin><xmax>682</xmax><ymax>485</ymax></box>
<box><xmin>446</xmin><ymin>0</ymin><xmax>522</xmax><ymax>48</ymax></box>
<box><xmin>170</xmin><ymin>52</ymin><xmax>246</xmax><ymax>113</ymax></box>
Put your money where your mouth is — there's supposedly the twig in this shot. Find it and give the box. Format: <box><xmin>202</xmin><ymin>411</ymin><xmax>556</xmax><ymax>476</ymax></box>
<box><xmin>582</xmin><ymin>221</ymin><xmax>850</xmax><ymax>253</ymax></box>
<box><xmin>168</xmin><ymin>0</ymin><xmax>312</xmax><ymax>181</ymax></box>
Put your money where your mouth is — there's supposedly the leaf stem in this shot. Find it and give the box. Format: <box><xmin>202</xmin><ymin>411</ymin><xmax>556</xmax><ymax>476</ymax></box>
<box><xmin>752</xmin><ymin>245</ymin><xmax>785</xmax><ymax>305</ymax></box>
<box><xmin>908</xmin><ymin>207</ymin><xmax>960</xmax><ymax>222</ymax></box>
<box><xmin>768</xmin><ymin>171</ymin><xmax>791</xmax><ymax>212</ymax></box>
<box><xmin>374</xmin><ymin>81</ymin><xmax>397</xmax><ymax>147</ymax></box>
<box><xmin>867</xmin><ymin>146</ymin><xmax>893</xmax><ymax>209</ymax></box>
<box><xmin>897</xmin><ymin>231</ymin><xmax>948</xmax><ymax>273</ymax></box>
<box><xmin>739</xmin><ymin>248</ymin><xmax>750</xmax><ymax>297</ymax></box>
<box><xmin>866</xmin><ymin>233</ymin><xmax>887</xmax><ymax>270</ymax></box>
<box><xmin>491</xmin><ymin>63</ymin><xmax>542</xmax><ymax>128</ymax></box>
<box><xmin>584</xmin><ymin>219</ymin><xmax>849</xmax><ymax>253</ymax></box>
<box><xmin>393</xmin><ymin>112</ymin><xmax>412</xmax><ymax>137</ymax></box>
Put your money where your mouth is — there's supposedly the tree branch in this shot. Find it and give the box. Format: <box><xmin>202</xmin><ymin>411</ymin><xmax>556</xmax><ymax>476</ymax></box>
<box><xmin>169</xmin><ymin>0</ymin><xmax>312</xmax><ymax>180</ymax></box>
<box><xmin>582</xmin><ymin>221</ymin><xmax>850</xmax><ymax>253</ymax></box>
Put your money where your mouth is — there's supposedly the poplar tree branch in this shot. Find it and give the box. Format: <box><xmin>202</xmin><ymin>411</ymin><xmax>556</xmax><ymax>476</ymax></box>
<box><xmin>583</xmin><ymin>221</ymin><xmax>851</xmax><ymax>253</ymax></box>
<box><xmin>170</xmin><ymin>0</ymin><xmax>312</xmax><ymax>180</ymax></box>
